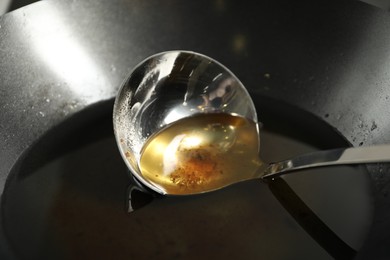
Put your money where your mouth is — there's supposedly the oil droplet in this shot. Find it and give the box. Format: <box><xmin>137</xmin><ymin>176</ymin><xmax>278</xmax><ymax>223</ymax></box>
<box><xmin>371</xmin><ymin>121</ymin><xmax>378</xmax><ymax>131</ymax></box>
<box><xmin>232</xmin><ymin>34</ymin><xmax>247</xmax><ymax>53</ymax></box>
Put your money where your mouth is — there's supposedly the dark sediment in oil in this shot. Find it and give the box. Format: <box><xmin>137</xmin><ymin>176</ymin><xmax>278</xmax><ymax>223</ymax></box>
<box><xmin>2</xmin><ymin>96</ymin><xmax>373</xmax><ymax>259</ymax></box>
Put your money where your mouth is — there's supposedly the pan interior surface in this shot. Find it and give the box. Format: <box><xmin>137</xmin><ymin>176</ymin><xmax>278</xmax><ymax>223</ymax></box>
<box><xmin>1</xmin><ymin>95</ymin><xmax>373</xmax><ymax>259</ymax></box>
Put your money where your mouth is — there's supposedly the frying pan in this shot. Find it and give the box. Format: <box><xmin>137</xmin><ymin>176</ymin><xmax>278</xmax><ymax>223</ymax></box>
<box><xmin>1</xmin><ymin>0</ymin><xmax>390</xmax><ymax>258</ymax></box>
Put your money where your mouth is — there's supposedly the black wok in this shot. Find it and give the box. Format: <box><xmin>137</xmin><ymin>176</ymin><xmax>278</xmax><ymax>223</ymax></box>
<box><xmin>1</xmin><ymin>0</ymin><xmax>389</xmax><ymax>259</ymax></box>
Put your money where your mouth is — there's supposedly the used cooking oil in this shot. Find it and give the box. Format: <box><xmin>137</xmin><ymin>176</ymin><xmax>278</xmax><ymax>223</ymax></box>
<box><xmin>138</xmin><ymin>113</ymin><xmax>262</xmax><ymax>194</ymax></box>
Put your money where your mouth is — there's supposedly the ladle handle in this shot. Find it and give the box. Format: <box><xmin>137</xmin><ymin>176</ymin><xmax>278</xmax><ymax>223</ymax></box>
<box><xmin>261</xmin><ymin>144</ymin><xmax>390</xmax><ymax>179</ymax></box>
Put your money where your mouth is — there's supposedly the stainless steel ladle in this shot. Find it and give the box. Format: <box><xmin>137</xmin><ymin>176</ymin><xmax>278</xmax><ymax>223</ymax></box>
<box><xmin>113</xmin><ymin>50</ymin><xmax>390</xmax><ymax>195</ymax></box>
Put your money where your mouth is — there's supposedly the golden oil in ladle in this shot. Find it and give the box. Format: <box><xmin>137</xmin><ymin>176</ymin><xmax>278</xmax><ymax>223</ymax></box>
<box><xmin>138</xmin><ymin>113</ymin><xmax>262</xmax><ymax>195</ymax></box>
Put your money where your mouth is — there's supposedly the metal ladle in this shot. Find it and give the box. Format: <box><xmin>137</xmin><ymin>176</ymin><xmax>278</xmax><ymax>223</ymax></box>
<box><xmin>113</xmin><ymin>50</ymin><xmax>390</xmax><ymax>195</ymax></box>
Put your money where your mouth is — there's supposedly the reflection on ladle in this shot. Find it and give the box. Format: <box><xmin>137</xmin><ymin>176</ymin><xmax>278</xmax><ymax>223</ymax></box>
<box><xmin>113</xmin><ymin>50</ymin><xmax>390</xmax><ymax>196</ymax></box>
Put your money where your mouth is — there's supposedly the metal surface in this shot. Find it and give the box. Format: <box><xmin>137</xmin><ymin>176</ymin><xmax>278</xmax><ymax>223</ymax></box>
<box><xmin>1</xmin><ymin>0</ymin><xmax>41</xmax><ymax>15</ymax></box>
<box><xmin>113</xmin><ymin>51</ymin><xmax>258</xmax><ymax>195</ymax></box>
<box><xmin>1</xmin><ymin>0</ymin><xmax>390</xmax><ymax>258</ymax></box>
<box><xmin>360</xmin><ymin>0</ymin><xmax>390</xmax><ymax>10</ymax></box>
<box><xmin>263</xmin><ymin>145</ymin><xmax>390</xmax><ymax>179</ymax></box>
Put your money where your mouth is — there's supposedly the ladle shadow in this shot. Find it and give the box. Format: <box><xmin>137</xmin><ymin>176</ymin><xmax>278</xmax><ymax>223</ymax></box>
<box><xmin>126</xmin><ymin>173</ymin><xmax>356</xmax><ymax>260</ymax></box>
<box><xmin>126</xmin><ymin>175</ymin><xmax>155</xmax><ymax>212</ymax></box>
<box><xmin>268</xmin><ymin>177</ymin><xmax>356</xmax><ymax>260</ymax></box>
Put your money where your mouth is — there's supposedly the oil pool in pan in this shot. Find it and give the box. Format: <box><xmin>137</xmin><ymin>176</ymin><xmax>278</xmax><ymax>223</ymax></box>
<box><xmin>2</xmin><ymin>95</ymin><xmax>373</xmax><ymax>259</ymax></box>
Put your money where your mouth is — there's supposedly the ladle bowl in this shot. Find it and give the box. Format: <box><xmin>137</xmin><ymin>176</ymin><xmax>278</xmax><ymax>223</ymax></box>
<box><xmin>113</xmin><ymin>51</ymin><xmax>390</xmax><ymax>195</ymax></box>
<box><xmin>113</xmin><ymin>51</ymin><xmax>259</xmax><ymax>194</ymax></box>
